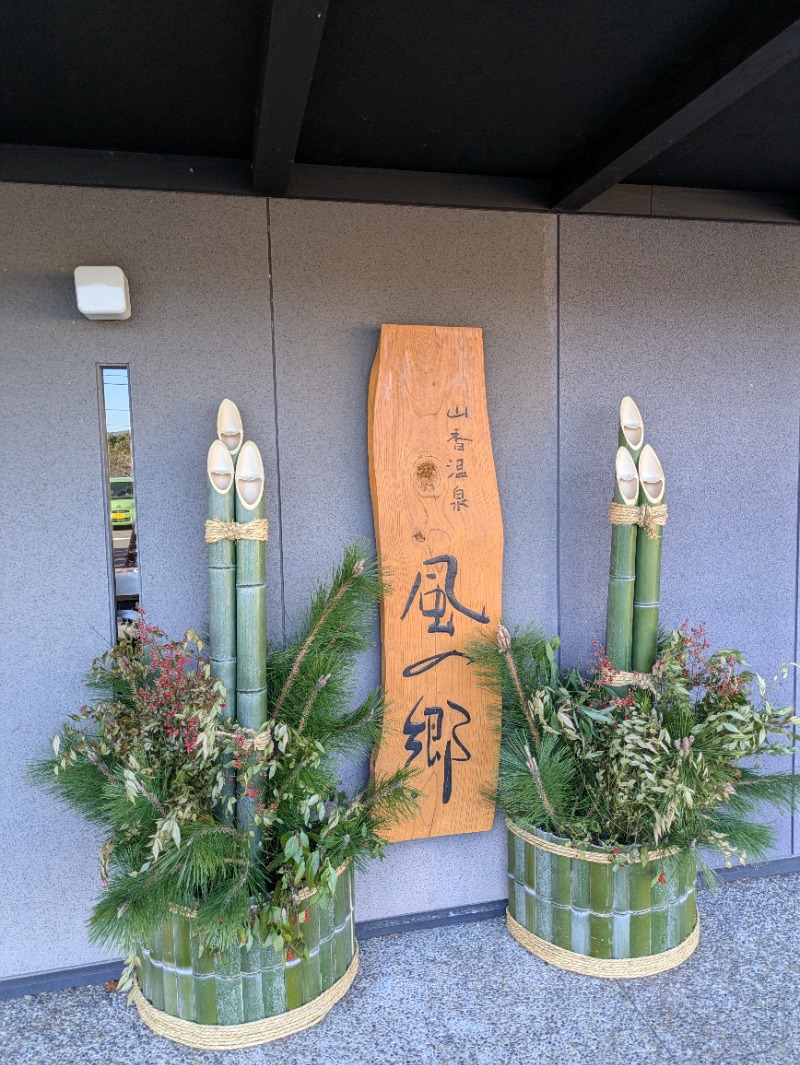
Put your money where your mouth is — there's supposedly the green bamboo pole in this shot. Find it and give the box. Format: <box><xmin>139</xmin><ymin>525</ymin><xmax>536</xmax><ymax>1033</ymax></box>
<box><xmin>148</xmin><ymin>928</ymin><xmax>165</xmax><ymax>1011</ymax></box>
<box><xmin>632</xmin><ymin>445</ymin><xmax>666</xmax><ymax>674</ymax></box>
<box><xmin>605</xmin><ymin>447</ymin><xmax>640</xmax><ymax>692</ymax></box>
<box><xmin>588</xmin><ymin>860</ymin><xmax>614</xmax><ymax>959</ymax></box>
<box><xmin>506</xmin><ymin>831</ymin><xmax>517</xmax><ymax>922</ymax></box>
<box><xmin>235</xmin><ymin>441</ymin><xmax>268</xmax><ymax>854</ymax></box>
<box><xmin>173</xmin><ymin>913</ymin><xmax>194</xmax><ymax>1021</ymax></box>
<box><xmin>619</xmin><ymin>395</ymin><xmax>644</xmax><ymax>462</ymax></box>
<box><xmin>318</xmin><ymin>893</ymin><xmax>336</xmax><ymax>989</ymax></box>
<box><xmin>260</xmin><ymin>942</ymin><xmax>286</xmax><ymax>1017</ymax></box>
<box><xmin>190</xmin><ymin>927</ymin><xmax>217</xmax><ymax>1024</ymax></box>
<box><xmin>208</xmin><ymin>441</ymin><xmax>238</xmax><ymax>814</ymax></box>
<box><xmin>629</xmin><ymin>862</ymin><xmax>653</xmax><ymax>957</ymax></box>
<box><xmin>240</xmin><ymin>939</ymin><xmax>263</xmax><ymax>1022</ymax></box>
<box><xmin>217</xmin><ymin>397</ymin><xmax>244</xmax><ymax>459</ymax></box>
<box><xmin>214</xmin><ymin>945</ymin><xmax>244</xmax><ymax>1025</ymax></box>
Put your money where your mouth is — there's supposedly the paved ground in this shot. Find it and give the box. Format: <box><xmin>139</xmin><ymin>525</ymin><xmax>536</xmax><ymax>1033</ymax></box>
<box><xmin>2</xmin><ymin>873</ymin><xmax>799</xmax><ymax>1065</ymax></box>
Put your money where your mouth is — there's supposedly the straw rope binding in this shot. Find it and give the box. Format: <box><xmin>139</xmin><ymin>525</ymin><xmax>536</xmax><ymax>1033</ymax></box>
<box><xmin>132</xmin><ymin>947</ymin><xmax>359</xmax><ymax>1049</ymax></box>
<box><xmin>598</xmin><ymin>667</ymin><xmax>655</xmax><ymax>691</ymax></box>
<box><xmin>506</xmin><ymin>818</ymin><xmax>677</xmax><ymax>863</ymax></box>
<box><xmin>205</xmin><ymin>517</ymin><xmax>269</xmax><ymax>543</ymax></box>
<box><xmin>506</xmin><ymin>910</ymin><xmax>698</xmax><ymax>978</ymax></box>
<box><xmin>608</xmin><ymin>501</ymin><xmax>667</xmax><ymax>540</ymax></box>
<box><xmin>216</xmin><ymin>725</ymin><xmax>273</xmax><ymax>751</ymax></box>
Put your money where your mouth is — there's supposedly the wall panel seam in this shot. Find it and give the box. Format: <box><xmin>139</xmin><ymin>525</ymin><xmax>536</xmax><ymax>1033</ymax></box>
<box><xmin>793</xmin><ymin>413</ymin><xmax>800</xmax><ymax>852</ymax></box>
<box><xmin>266</xmin><ymin>198</ymin><xmax>287</xmax><ymax>641</ymax></box>
<box><xmin>555</xmin><ymin>215</ymin><xmax>562</xmax><ymax>660</ymax></box>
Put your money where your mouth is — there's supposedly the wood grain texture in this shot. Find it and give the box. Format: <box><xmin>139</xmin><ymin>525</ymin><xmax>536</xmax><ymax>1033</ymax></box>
<box><xmin>369</xmin><ymin>324</ymin><xmax>504</xmax><ymax>841</ymax></box>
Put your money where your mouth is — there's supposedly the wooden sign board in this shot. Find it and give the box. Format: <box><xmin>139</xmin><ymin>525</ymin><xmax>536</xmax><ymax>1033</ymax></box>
<box><xmin>368</xmin><ymin>324</ymin><xmax>504</xmax><ymax>841</ymax></box>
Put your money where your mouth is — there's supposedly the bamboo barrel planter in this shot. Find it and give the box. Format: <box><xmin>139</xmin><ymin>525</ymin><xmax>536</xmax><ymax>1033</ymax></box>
<box><xmin>506</xmin><ymin>820</ymin><xmax>699</xmax><ymax>977</ymax></box>
<box><xmin>133</xmin><ymin>863</ymin><xmax>358</xmax><ymax>1049</ymax></box>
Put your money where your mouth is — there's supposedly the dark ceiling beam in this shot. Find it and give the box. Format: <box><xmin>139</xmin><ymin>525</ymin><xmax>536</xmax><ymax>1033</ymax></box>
<box><xmin>287</xmin><ymin>164</ymin><xmax>552</xmax><ymax>212</ymax></box>
<box><xmin>552</xmin><ymin>4</ymin><xmax>800</xmax><ymax>212</ymax></box>
<box><xmin>252</xmin><ymin>0</ymin><xmax>329</xmax><ymax>197</ymax></box>
<box><xmin>0</xmin><ymin>143</ymin><xmax>253</xmax><ymax>195</ymax></box>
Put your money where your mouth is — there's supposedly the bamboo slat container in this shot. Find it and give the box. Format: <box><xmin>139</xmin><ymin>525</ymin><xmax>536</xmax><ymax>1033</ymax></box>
<box><xmin>134</xmin><ymin>864</ymin><xmax>357</xmax><ymax>1043</ymax></box>
<box><xmin>506</xmin><ymin>821</ymin><xmax>699</xmax><ymax>977</ymax></box>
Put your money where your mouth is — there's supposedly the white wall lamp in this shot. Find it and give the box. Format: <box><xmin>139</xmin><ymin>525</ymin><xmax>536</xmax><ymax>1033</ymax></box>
<box><xmin>74</xmin><ymin>266</ymin><xmax>131</xmax><ymax>320</ymax></box>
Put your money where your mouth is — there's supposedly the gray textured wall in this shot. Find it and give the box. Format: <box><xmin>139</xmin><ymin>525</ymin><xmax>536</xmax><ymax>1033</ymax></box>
<box><xmin>0</xmin><ymin>184</ymin><xmax>279</xmax><ymax>979</ymax></box>
<box><xmin>1</xmin><ymin>183</ymin><xmax>797</xmax><ymax>983</ymax></box>
<box><xmin>558</xmin><ymin>216</ymin><xmax>800</xmax><ymax>857</ymax></box>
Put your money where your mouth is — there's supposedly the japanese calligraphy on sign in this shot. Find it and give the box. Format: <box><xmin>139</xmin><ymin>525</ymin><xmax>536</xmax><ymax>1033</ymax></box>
<box><xmin>368</xmin><ymin>324</ymin><xmax>504</xmax><ymax>841</ymax></box>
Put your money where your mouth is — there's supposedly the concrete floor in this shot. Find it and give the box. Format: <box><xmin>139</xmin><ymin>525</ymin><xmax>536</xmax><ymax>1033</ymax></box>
<box><xmin>2</xmin><ymin>873</ymin><xmax>799</xmax><ymax>1065</ymax></box>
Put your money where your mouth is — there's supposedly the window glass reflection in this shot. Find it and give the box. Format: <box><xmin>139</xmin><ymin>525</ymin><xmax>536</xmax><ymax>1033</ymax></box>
<box><xmin>101</xmin><ymin>367</ymin><xmax>140</xmax><ymax>639</ymax></box>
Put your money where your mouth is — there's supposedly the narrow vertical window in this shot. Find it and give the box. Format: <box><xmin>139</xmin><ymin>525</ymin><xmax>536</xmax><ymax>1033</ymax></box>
<box><xmin>101</xmin><ymin>367</ymin><xmax>141</xmax><ymax>639</ymax></box>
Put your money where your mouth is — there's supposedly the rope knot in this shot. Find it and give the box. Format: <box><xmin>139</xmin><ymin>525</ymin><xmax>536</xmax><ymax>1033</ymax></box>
<box><xmin>608</xmin><ymin>501</ymin><xmax>667</xmax><ymax>539</ymax></box>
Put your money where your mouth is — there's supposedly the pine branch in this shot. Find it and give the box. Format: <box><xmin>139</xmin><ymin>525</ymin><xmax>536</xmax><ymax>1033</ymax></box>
<box><xmin>499</xmin><ymin>624</ymin><xmax>542</xmax><ymax>747</ymax></box>
<box><xmin>272</xmin><ymin>555</ymin><xmax>366</xmax><ymax>720</ymax></box>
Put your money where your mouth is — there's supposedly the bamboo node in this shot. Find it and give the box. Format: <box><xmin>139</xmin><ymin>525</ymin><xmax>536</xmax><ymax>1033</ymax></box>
<box><xmin>608</xmin><ymin>501</ymin><xmax>667</xmax><ymax>539</ymax></box>
<box><xmin>205</xmin><ymin>517</ymin><xmax>269</xmax><ymax>543</ymax></box>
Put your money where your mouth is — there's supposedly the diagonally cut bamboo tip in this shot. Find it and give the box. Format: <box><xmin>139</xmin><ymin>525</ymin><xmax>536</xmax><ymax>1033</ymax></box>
<box><xmin>615</xmin><ymin>447</ymin><xmax>640</xmax><ymax>505</ymax></box>
<box><xmin>620</xmin><ymin>396</ymin><xmax>643</xmax><ymax>450</ymax></box>
<box><xmin>638</xmin><ymin>444</ymin><xmax>665</xmax><ymax>503</ymax></box>
<box><xmin>235</xmin><ymin>441</ymin><xmax>265</xmax><ymax>509</ymax></box>
<box><xmin>207</xmin><ymin>440</ymin><xmax>235</xmax><ymax>494</ymax></box>
<box><xmin>217</xmin><ymin>398</ymin><xmax>244</xmax><ymax>456</ymax></box>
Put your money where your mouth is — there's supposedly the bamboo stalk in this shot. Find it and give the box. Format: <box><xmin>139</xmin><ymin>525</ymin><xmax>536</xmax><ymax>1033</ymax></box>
<box><xmin>190</xmin><ymin>925</ymin><xmax>217</xmax><ymax>1024</ymax></box>
<box><xmin>284</xmin><ymin>955</ymin><xmax>304</xmax><ymax>1011</ymax></box>
<box><xmin>619</xmin><ymin>396</ymin><xmax>644</xmax><ymax>462</ymax></box>
<box><xmin>208</xmin><ymin>441</ymin><xmax>237</xmax><ymax>811</ymax></box>
<box><xmin>260</xmin><ymin>943</ymin><xmax>286</xmax><ymax>1017</ymax></box>
<box><xmin>318</xmin><ymin>894</ymin><xmax>336</xmax><ymax>989</ymax></box>
<box><xmin>629</xmin><ymin>862</ymin><xmax>653</xmax><ymax>958</ymax></box>
<box><xmin>506</xmin><ymin>831</ymin><xmax>518</xmax><ymax>922</ymax></box>
<box><xmin>612</xmin><ymin>862</ymin><xmax>631</xmax><ymax>958</ymax></box>
<box><xmin>550</xmin><ymin>849</ymin><xmax>572</xmax><ymax>950</ymax></box>
<box><xmin>217</xmin><ymin>398</ymin><xmax>244</xmax><ymax>459</ymax></box>
<box><xmin>173</xmin><ymin>913</ymin><xmax>194</xmax><ymax>1021</ymax></box>
<box><xmin>589</xmin><ymin>861</ymin><xmax>613</xmax><ymax>959</ymax></box>
<box><xmin>605</xmin><ymin>447</ymin><xmax>640</xmax><ymax>693</ymax></box>
<box><xmin>148</xmin><ymin>928</ymin><xmax>165</xmax><ymax>1011</ymax></box>
<box><xmin>214</xmin><ymin>946</ymin><xmax>244</xmax><ymax>1026</ymax></box>
<box><xmin>235</xmin><ymin>441</ymin><xmax>268</xmax><ymax>854</ymax></box>
<box><xmin>523</xmin><ymin>836</ymin><xmax>537</xmax><ymax>932</ymax></box>
<box><xmin>240</xmin><ymin>940</ymin><xmax>263</xmax><ymax>1022</ymax></box>
<box><xmin>632</xmin><ymin>445</ymin><xmax>666</xmax><ymax>674</ymax></box>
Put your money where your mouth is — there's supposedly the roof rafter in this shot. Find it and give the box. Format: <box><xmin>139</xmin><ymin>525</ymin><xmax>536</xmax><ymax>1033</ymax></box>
<box><xmin>252</xmin><ymin>0</ymin><xmax>329</xmax><ymax>197</ymax></box>
<box><xmin>551</xmin><ymin>4</ymin><xmax>800</xmax><ymax>212</ymax></box>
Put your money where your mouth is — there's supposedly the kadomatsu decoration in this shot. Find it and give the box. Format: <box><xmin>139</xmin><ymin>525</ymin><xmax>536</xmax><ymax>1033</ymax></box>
<box><xmin>474</xmin><ymin>397</ymin><xmax>799</xmax><ymax>978</ymax></box>
<box><xmin>33</xmin><ymin>400</ymin><xmax>414</xmax><ymax>1050</ymax></box>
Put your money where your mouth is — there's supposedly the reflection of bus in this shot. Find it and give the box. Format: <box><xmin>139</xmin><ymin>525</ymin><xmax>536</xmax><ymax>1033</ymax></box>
<box><xmin>110</xmin><ymin>477</ymin><xmax>136</xmax><ymax>526</ymax></box>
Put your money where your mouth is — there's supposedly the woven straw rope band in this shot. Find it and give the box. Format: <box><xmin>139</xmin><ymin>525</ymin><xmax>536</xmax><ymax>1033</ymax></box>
<box><xmin>132</xmin><ymin>947</ymin><xmax>359</xmax><ymax>1049</ymax></box>
<box><xmin>608</xmin><ymin>500</ymin><xmax>667</xmax><ymax>540</ymax></box>
<box><xmin>205</xmin><ymin>517</ymin><xmax>269</xmax><ymax>543</ymax></box>
<box><xmin>506</xmin><ymin>818</ymin><xmax>677</xmax><ymax>863</ymax></box>
<box><xmin>598</xmin><ymin>668</ymin><xmax>655</xmax><ymax>690</ymax></box>
<box><xmin>506</xmin><ymin>910</ymin><xmax>698</xmax><ymax>978</ymax></box>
